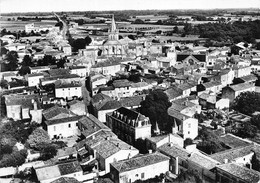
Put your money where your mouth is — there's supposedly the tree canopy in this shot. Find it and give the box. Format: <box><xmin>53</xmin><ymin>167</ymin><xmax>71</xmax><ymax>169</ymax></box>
<box><xmin>232</xmin><ymin>92</ymin><xmax>260</xmax><ymax>116</ymax></box>
<box><xmin>140</xmin><ymin>89</ymin><xmax>172</xmax><ymax>132</ymax></box>
<box><xmin>27</xmin><ymin>128</ymin><xmax>50</xmax><ymax>150</ymax></box>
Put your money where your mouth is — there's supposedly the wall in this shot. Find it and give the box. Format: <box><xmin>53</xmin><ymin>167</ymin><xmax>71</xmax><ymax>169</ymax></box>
<box><xmin>98</xmin><ymin>109</ymin><xmax>116</xmax><ymax>123</ymax></box>
<box><xmin>28</xmin><ymin>76</ymin><xmax>44</xmax><ymax>87</ymax></box>
<box><xmin>55</xmin><ymin>87</ymin><xmax>82</xmax><ymax>99</ymax></box>
<box><xmin>6</xmin><ymin>105</ymin><xmax>21</xmax><ymax>120</ymax></box>
<box><xmin>181</xmin><ymin>118</ymin><xmax>198</xmax><ymax>140</ymax></box>
<box><xmin>47</xmin><ymin>120</ymin><xmax>79</xmax><ymax>139</ymax></box>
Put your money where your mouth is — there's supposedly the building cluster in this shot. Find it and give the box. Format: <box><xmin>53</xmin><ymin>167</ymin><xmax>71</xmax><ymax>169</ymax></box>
<box><xmin>1</xmin><ymin>15</ymin><xmax>260</xmax><ymax>183</ymax></box>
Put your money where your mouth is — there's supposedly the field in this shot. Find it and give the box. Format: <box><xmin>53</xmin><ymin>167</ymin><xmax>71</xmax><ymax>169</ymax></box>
<box><xmin>0</xmin><ymin>20</ymin><xmax>57</xmax><ymax>32</ymax></box>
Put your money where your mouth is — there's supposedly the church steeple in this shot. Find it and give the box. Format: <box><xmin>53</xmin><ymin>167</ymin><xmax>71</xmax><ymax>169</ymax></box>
<box><xmin>111</xmin><ymin>14</ymin><xmax>117</xmax><ymax>33</ymax></box>
<box><xmin>108</xmin><ymin>14</ymin><xmax>119</xmax><ymax>41</ymax></box>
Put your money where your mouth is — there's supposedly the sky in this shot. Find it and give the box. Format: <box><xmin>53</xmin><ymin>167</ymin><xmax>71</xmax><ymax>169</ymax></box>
<box><xmin>1</xmin><ymin>0</ymin><xmax>260</xmax><ymax>13</ymax></box>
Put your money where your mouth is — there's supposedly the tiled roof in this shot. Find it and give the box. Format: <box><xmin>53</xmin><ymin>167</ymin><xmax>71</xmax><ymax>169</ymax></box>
<box><xmin>219</xmin><ymin>134</ymin><xmax>251</xmax><ymax>149</ymax></box>
<box><xmin>85</xmin><ymin>130</ymin><xmax>117</xmax><ymax>148</ymax></box>
<box><xmin>56</xmin><ymin>147</ymin><xmax>77</xmax><ymax>159</ymax></box>
<box><xmin>159</xmin><ymin>143</ymin><xmax>190</xmax><ymax>160</ymax></box>
<box><xmin>170</xmin><ymin>100</ymin><xmax>196</xmax><ymax>112</ymax></box>
<box><xmin>202</xmin><ymin>81</ymin><xmax>222</xmax><ymax>88</ymax></box>
<box><xmin>111</xmin><ymin>152</ymin><xmax>169</xmax><ymax>173</ymax></box>
<box><xmin>51</xmin><ymin>177</ymin><xmax>81</xmax><ymax>183</ymax></box>
<box><xmin>45</xmin><ymin>115</ymin><xmax>84</xmax><ymax>126</ymax></box>
<box><xmin>177</xmin><ymin>54</ymin><xmax>206</xmax><ymax>62</ymax></box>
<box><xmin>113</xmin><ymin>107</ymin><xmax>148</xmax><ymax>124</ymax></box>
<box><xmin>216</xmin><ymin>163</ymin><xmax>260</xmax><ymax>183</ymax></box>
<box><xmin>96</xmin><ymin>178</ymin><xmax>114</xmax><ymax>183</ymax></box>
<box><xmin>99</xmin><ymin>100</ymin><xmax>122</xmax><ymax>111</ymax></box>
<box><xmin>35</xmin><ymin>165</ymin><xmax>60</xmax><ymax>181</ymax></box>
<box><xmin>210</xmin><ymin>144</ymin><xmax>254</xmax><ymax>163</ymax></box>
<box><xmin>40</xmin><ymin>74</ymin><xmax>80</xmax><ymax>82</ymax></box>
<box><xmin>177</xmin><ymin>82</ymin><xmax>196</xmax><ymax>91</ymax></box>
<box><xmin>120</xmin><ymin>95</ymin><xmax>145</xmax><ymax>108</ymax></box>
<box><xmin>146</xmin><ymin>134</ymin><xmax>169</xmax><ymax>144</ymax></box>
<box><xmin>164</xmin><ymin>87</ymin><xmax>183</xmax><ymax>100</ymax></box>
<box><xmin>94</xmin><ymin>138</ymin><xmax>138</xmax><ymax>158</ymax></box>
<box><xmin>112</xmin><ymin>79</ymin><xmax>132</xmax><ymax>88</ymax></box>
<box><xmin>5</xmin><ymin>94</ymin><xmax>42</xmax><ymax>109</ymax></box>
<box><xmin>57</xmin><ymin>161</ymin><xmax>82</xmax><ymax>175</ymax></box>
<box><xmin>228</xmin><ymin>83</ymin><xmax>255</xmax><ymax>92</ymax></box>
<box><xmin>55</xmin><ymin>82</ymin><xmax>82</xmax><ymax>89</ymax></box>
<box><xmin>188</xmin><ymin>152</ymin><xmax>220</xmax><ymax>170</ymax></box>
<box><xmin>47</xmin><ymin>69</ymin><xmax>70</xmax><ymax>76</ymax></box>
<box><xmin>92</xmin><ymin>93</ymin><xmax>112</xmax><ymax>104</ymax></box>
<box><xmin>239</xmin><ymin>74</ymin><xmax>258</xmax><ymax>82</ymax></box>
<box><xmin>43</xmin><ymin>105</ymin><xmax>76</xmax><ymax>120</ymax></box>
<box><xmin>79</xmin><ymin>114</ymin><xmax>110</xmax><ymax>138</ymax></box>
<box><xmin>167</xmin><ymin>108</ymin><xmax>190</xmax><ymax>121</ymax></box>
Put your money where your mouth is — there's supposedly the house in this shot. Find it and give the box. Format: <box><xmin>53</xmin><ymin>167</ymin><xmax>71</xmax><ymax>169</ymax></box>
<box><xmin>170</xmin><ymin>98</ymin><xmax>201</xmax><ymax>118</ymax></box>
<box><xmin>5</xmin><ymin>94</ymin><xmax>43</xmax><ymax>122</ymax></box>
<box><xmin>93</xmin><ymin>99</ymin><xmax>122</xmax><ymax>123</ymax></box>
<box><xmin>222</xmin><ymin>83</ymin><xmax>255</xmax><ymax>103</ymax></box>
<box><xmin>217</xmin><ymin>69</ymin><xmax>235</xmax><ymax>87</ymax></box>
<box><xmin>209</xmin><ymin>144</ymin><xmax>255</xmax><ymax>166</ymax></box>
<box><xmin>40</xmin><ymin>74</ymin><xmax>81</xmax><ymax>86</ymax></box>
<box><xmin>55</xmin><ymin>82</ymin><xmax>82</xmax><ymax>100</ymax></box>
<box><xmin>78</xmin><ymin>114</ymin><xmax>112</xmax><ymax>139</ymax></box>
<box><xmin>1</xmin><ymin>71</ymin><xmax>18</xmax><ymax>82</ymax></box>
<box><xmin>168</xmin><ymin>108</ymin><xmax>198</xmax><ymax>140</ymax></box>
<box><xmin>25</xmin><ymin>73</ymin><xmax>45</xmax><ymax>87</ymax></box>
<box><xmin>235</xmin><ymin>74</ymin><xmax>258</xmax><ymax>84</ymax></box>
<box><xmin>55</xmin><ymin>147</ymin><xmax>77</xmax><ymax>161</ymax></box>
<box><xmin>176</xmin><ymin>81</ymin><xmax>197</xmax><ymax>97</ymax></box>
<box><xmin>91</xmin><ymin>60</ymin><xmax>122</xmax><ymax>76</ymax></box>
<box><xmin>42</xmin><ymin>105</ymin><xmax>77</xmax><ymax>121</ymax></box>
<box><xmin>50</xmin><ymin>177</ymin><xmax>81</xmax><ymax>183</ymax></box>
<box><xmin>198</xmin><ymin>93</ymin><xmax>229</xmax><ymax>110</ymax></box>
<box><xmin>216</xmin><ymin>163</ymin><xmax>260</xmax><ymax>183</ymax></box>
<box><xmin>35</xmin><ymin>161</ymin><xmax>83</xmax><ymax>183</ymax></box>
<box><xmin>85</xmin><ymin>136</ymin><xmax>139</xmax><ymax>174</ymax></box>
<box><xmin>43</xmin><ymin>115</ymin><xmax>83</xmax><ymax>139</ymax></box>
<box><xmin>106</xmin><ymin>107</ymin><xmax>152</xmax><ymax>146</ymax></box>
<box><xmin>87</xmin><ymin>74</ymin><xmax>110</xmax><ymax>96</ymax></box>
<box><xmin>5</xmin><ymin>43</ymin><xmax>26</xmax><ymax>51</ymax></box>
<box><xmin>67</xmin><ymin>100</ymin><xmax>87</xmax><ymax>116</ymax></box>
<box><xmin>119</xmin><ymin>95</ymin><xmax>145</xmax><ymax>109</ymax></box>
<box><xmin>30</xmin><ymin>65</ymin><xmax>57</xmax><ymax>74</ymax></box>
<box><xmin>158</xmin><ymin>143</ymin><xmax>190</xmax><ymax>175</ymax></box>
<box><xmin>233</xmin><ymin>65</ymin><xmax>251</xmax><ymax>78</ymax></box>
<box><xmin>69</xmin><ymin>65</ymin><xmax>89</xmax><ymax>78</ymax></box>
<box><xmin>197</xmin><ymin>80</ymin><xmax>222</xmax><ymax>95</ymax></box>
<box><xmin>146</xmin><ymin>133</ymin><xmax>184</xmax><ymax>152</ymax></box>
<box><xmin>110</xmin><ymin>152</ymin><xmax>170</xmax><ymax>183</ymax></box>
<box><xmin>164</xmin><ymin>87</ymin><xmax>183</xmax><ymax>102</ymax></box>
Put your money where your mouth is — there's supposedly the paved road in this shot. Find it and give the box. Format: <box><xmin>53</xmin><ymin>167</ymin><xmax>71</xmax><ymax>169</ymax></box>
<box><xmin>53</xmin><ymin>12</ymin><xmax>68</xmax><ymax>40</ymax></box>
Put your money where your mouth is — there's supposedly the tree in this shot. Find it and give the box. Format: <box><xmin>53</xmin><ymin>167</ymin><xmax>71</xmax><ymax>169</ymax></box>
<box><xmin>235</xmin><ymin>123</ymin><xmax>257</xmax><ymax>138</ymax></box>
<box><xmin>251</xmin><ymin>115</ymin><xmax>260</xmax><ymax>129</ymax></box>
<box><xmin>173</xmin><ymin>26</ymin><xmax>179</xmax><ymax>33</ymax></box>
<box><xmin>4</xmin><ymin>51</ymin><xmax>19</xmax><ymax>71</ymax></box>
<box><xmin>39</xmin><ymin>144</ymin><xmax>57</xmax><ymax>160</ymax></box>
<box><xmin>85</xmin><ymin>36</ymin><xmax>92</xmax><ymax>46</ymax></box>
<box><xmin>232</xmin><ymin>92</ymin><xmax>260</xmax><ymax>115</ymax></box>
<box><xmin>197</xmin><ymin>126</ymin><xmax>226</xmax><ymax>154</ymax></box>
<box><xmin>184</xmin><ymin>138</ymin><xmax>193</xmax><ymax>147</ymax></box>
<box><xmin>18</xmin><ymin>66</ymin><xmax>31</xmax><ymax>76</ymax></box>
<box><xmin>27</xmin><ymin>128</ymin><xmax>50</xmax><ymax>150</ymax></box>
<box><xmin>256</xmin><ymin>42</ymin><xmax>260</xmax><ymax>50</ymax></box>
<box><xmin>21</xmin><ymin>55</ymin><xmax>33</xmax><ymax>67</ymax></box>
<box><xmin>0</xmin><ymin>149</ymin><xmax>28</xmax><ymax>168</ymax></box>
<box><xmin>140</xmin><ymin>89</ymin><xmax>171</xmax><ymax>131</ymax></box>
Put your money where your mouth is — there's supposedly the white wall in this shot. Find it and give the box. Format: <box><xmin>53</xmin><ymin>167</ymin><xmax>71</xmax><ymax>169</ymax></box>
<box><xmin>47</xmin><ymin>121</ymin><xmax>79</xmax><ymax>139</ymax></box>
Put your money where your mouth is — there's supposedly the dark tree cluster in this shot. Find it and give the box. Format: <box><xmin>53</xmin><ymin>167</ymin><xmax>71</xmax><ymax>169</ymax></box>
<box><xmin>184</xmin><ymin>20</ymin><xmax>260</xmax><ymax>43</ymax></box>
<box><xmin>140</xmin><ymin>89</ymin><xmax>172</xmax><ymax>132</ymax></box>
<box><xmin>70</xmin><ymin>36</ymin><xmax>92</xmax><ymax>52</ymax></box>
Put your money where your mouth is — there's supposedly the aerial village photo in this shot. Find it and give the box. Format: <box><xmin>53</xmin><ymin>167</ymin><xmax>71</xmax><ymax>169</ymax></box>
<box><xmin>1</xmin><ymin>0</ymin><xmax>260</xmax><ymax>182</ymax></box>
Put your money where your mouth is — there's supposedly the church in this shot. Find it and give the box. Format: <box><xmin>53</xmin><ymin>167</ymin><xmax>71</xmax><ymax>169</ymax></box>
<box><xmin>97</xmin><ymin>15</ymin><xmax>128</xmax><ymax>57</ymax></box>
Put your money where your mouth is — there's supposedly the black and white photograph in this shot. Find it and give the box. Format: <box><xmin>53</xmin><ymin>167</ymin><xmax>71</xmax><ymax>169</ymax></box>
<box><xmin>1</xmin><ymin>0</ymin><xmax>260</xmax><ymax>182</ymax></box>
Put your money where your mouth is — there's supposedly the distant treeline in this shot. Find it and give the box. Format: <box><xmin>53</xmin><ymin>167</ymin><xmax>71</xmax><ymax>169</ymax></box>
<box><xmin>183</xmin><ymin>20</ymin><xmax>260</xmax><ymax>43</ymax></box>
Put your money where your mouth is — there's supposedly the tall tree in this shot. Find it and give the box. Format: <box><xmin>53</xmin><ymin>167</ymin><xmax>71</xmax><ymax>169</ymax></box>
<box><xmin>27</xmin><ymin>128</ymin><xmax>50</xmax><ymax>150</ymax></box>
<box><xmin>140</xmin><ymin>89</ymin><xmax>171</xmax><ymax>131</ymax></box>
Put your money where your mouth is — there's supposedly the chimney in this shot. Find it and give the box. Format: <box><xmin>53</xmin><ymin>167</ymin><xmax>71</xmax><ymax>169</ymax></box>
<box><xmin>86</xmin><ymin>113</ymin><xmax>89</xmax><ymax>117</ymax></box>
<box><xmin>148</xmin><ymin>149</ymin><xmax>152</xmax><ymax>154</ymax></box>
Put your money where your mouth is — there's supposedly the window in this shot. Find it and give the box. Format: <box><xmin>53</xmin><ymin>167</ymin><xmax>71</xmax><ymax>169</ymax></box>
<box><xmin>76</xmin><ymin>123</ymin><xmax>78</xmax><ymax>127</ymax></box>
<box><xmin>188</xmin><ymin>123</ymin><xmax>191</xmax><ymax>128</ymax></box>
<box><xmin>68</xmin><ymin>124</ymin><xmax>71</xmax><ymax>128</ymax></box>
<box><xmin>141</xmin><ymin>173</ymin><xmax>145</xmax><ymax>179</ymax></box>
<box><xmin>54</xmin><ymin>126</ymin><xmax>56</xmax><ymax>131</ymax></box>
<box><xmin>188</xmin><ymin>131</ymin><xmax>190</xmax><ymax>134</ymax></box>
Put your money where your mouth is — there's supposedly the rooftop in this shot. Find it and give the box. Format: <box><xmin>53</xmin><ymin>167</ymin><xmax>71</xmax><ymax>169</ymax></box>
<box><xmin>45</xmin><ymin>115</ymin><xmax>84</xmax><ymax>126</ymax></box>
<box><xmin>159</xmin><ymin>143</ymin><xmax>190</xmax><ymax>160</ymax></box>
<box><xmin>43</xmin><ymin>105</ymin><xmax>76</xmax><ymax>120</ymax></box>
<box><xmin>111</xmin><ymin>152</ymin><xmax>169</xmax><ymax>173</ymax></box>
<box><xmin>228</xmin><ymin>83</ymin><xmax>255</xmax><ymax>92</ymax></box>
<box><xmin>216</xmin><ymin>163</ymin><xmax>260</xmax><ymax>183</ymax></box>
<box><xmin>188</xmin><ymin>152</ymin><xmax>220</xmax><ymax>170</ymax></box>
<box><xmin>219</xmin><ymin>134</ymin><xmax>252</xmax><ymax>149</ymax></box>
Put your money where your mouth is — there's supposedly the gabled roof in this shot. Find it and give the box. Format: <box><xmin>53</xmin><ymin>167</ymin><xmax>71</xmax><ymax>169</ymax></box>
<box><xmin>216</xmin><ymin>163</ymin><xmax>260</xmax><ymax>183</ymax></box>
<box><xmin>46</xmin><ymin>69</ymin><xmax>70</xmax><ymax>76</ymax></box>
<box><xmin>177</xmin><ymin>54</ymin><xmax>206</xmax><ymax>62</ymax></box>
<box><xmin>239</xmin><ymin>74</ymin><xmax>258</xmax><ymax>83</ymax></box>
<box><xmin>170</xmin><ymin>100</ymin><xmax>196</xmax><ymax>112</ymax></box>
<box><xmin>228</xmin><ymin>83</ymin><xmax>255</xmax><ymax>92</ymax></box>
<box><xmin>120</xmin><ymin>95</ymin><xmax>145</xmax><ymax>108</ymax></box>
<box><xmin>111</xmin><ymin>152</ymin><xmax>169</xmax><ymax>173</ymax></box>
<box><xmin>45</xmin><ymin>115</ymin><xmax>84</xmax><ymax>126</ymax></box>
<box><xmin>210</xmin><ymin>144</ymin><xmax>254</xmax><ymax>164</ymax></box>
<box><xmin>112</xmin><ymin>79</ymin><xmax>132</xmax><ymax>88</ymax></box>
<box><xmin>202</xmin><ymin>81</ymin><xmax>222</xmax><ymax>88</ymax></box>
<box><xmin>167</xmin><ymin>108</ymin><xmax>190</xmax><ymax>121</ymax></box>
<box><xmin>99</xmin><ymin>100</ymin><xmax>122</xmax><ymax>111</ymax></box>
<box><xmin>92</xmin><ymin>93</ymin><xmax>112</xmax><ymax>104</ymax></box>
<box><xmin>219</xmin><ymin>134</ymin><xmax>251</xmax><ymax>149</ymax></box>
<box><xmin>58</xmin><ymin>161</ymin><xmax>82</xmax><ymax>175</ymax></box>
<box><xmin>94</xmin><ymin>138</ymin><xmax>138</xmax><ymax>158</ymax></box>
<box><xmin>79</xmin><ymin>114</ymin><xmax>111</xmax><ymax>138</ymax></box>
<box><xmin>51</xmin><ymin>177</ymin><xmax>81</xmax><ymax>183</ymax></box>
<box><xmin>164</xmin><ymin>87</ymin><xmax>183</xmax><ymax>100</ymax></box>
<box><xmin>159</xmin><ymin>143</ymin><xmax>190</xmax><ymax>160</ymax></box>
<box><xmin>43</xmin><ymin>105</ymin><xmax>76</xmax><ymax>120</ymax></box>
<box><xmin>188</xmin><ymin>152</ymin><xmax>220</xmax><ymax>170</ymax></box>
